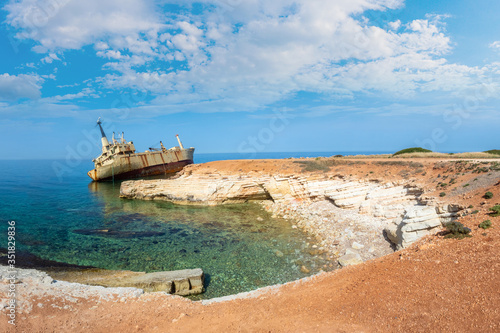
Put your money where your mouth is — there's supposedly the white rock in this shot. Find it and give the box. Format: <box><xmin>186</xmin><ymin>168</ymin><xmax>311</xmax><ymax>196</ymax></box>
<box><xmin>352</xmin><ymin>242</ymin><xmax>365</xmax><ymax>250</ymax></box>
<box><xmin>338</xmin><ymin>253</ymin><xmax>363</xmax><ymax>267</ymax></box>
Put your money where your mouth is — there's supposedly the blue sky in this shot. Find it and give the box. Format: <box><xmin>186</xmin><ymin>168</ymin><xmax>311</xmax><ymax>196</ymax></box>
<box><xmin>1</xmin><ymin>0</ymin><xmax>500</xmax><ymax>160</ymax></box>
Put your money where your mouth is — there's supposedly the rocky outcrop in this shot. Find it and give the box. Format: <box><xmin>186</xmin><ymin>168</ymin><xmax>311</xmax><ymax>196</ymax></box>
<box><xmin>384</xmin><ymin>205</ymin><xmax>461</xmax><ymax>249</ymax></box>
<box><xmin>120</xmin><ymin>176</ymin><xmax>271</xmax><ymax>205</ymax></box>
<box><xmin>42</xmin><ymin>267</ymin><xmax>204</xmax><ymax>296</ymax></box>
<box><xmin>87</xmin><ymin>268</ymin><xmax>205</xmax><ymax>296</ymax></box>
<box><xmin>120</xmin><ymin>173</ymin><xmax>464</xmax><ymax>251</ymax></box>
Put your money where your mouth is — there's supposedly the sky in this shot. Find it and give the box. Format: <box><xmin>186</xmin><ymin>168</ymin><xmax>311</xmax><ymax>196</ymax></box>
<box><xmin>1</xmin><ymin>0</ymin><xmax>500</xmax><ymax>160</ymax></box>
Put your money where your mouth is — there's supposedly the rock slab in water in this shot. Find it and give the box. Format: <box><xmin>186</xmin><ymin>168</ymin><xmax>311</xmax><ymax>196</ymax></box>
<box><xmin>119</xmin><ymin>269</ymin><xmax>204</xmax><ymax>296</ymax></box>
<box><xmin>62</xmin><ymin>268</ymin><xmax>205</xmax><ymax>296</ymax></box>
<box><xmin>338</xmin><ymin>253</ymin><xmax>363</xmax><ymax>267</ymax></box>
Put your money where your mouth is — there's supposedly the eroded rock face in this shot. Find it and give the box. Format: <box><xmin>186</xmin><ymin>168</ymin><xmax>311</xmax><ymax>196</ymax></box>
<box><xmin>120</xmin><ymin>173</ymin><xmax>464</xmax><ymax>251</ymax></box>
<box><xmin>120</xmin><ymin>176</ymin><xmax>271</xmax><ymax>205</ymax></box>
<box><xmin>384</xmin><ymin>205</ymin><xmax>460</xmax><ymax>249</ymax></box>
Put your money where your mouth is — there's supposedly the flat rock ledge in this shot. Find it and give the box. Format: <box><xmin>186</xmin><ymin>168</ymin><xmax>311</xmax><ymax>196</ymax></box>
<box><xmin>120</xmin><ymin>172</ymin><xmax>466</xmax><ymax>265</ymax></box>
<box><xmin>50</xmin><ymin>268</ymin><xmax>205</xmax><ymax>296</ymax></box>
<box><xmin>338</xmin><ymin>253</ymin><xmax>364</xmax><ymax>267</ymax></box>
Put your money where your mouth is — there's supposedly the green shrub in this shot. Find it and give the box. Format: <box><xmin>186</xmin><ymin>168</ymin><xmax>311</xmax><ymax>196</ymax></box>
<box><xmin>463</xmin><ymin>184</ymin><xmax>470</xmax><ymax>188</ymax></box>
<box><xmin>393</xmin><ymin>147</ymin><xmax>432</xmax><ymax>156</ymax></box>
<box><xmin>490</xmin><ymin>205</ymin><xmax>500</xmax><ymax>217</ymax></box>
<box><xmin>484</xmin><ymin>192</ymin><xmax>493</xmax><ymax>199</ymax></box>
<box><xmin>468</xmin><ymin>205</ymin><xmax>474</xmax><ymax>209</ymax></box>
<box><xmin>479</xmin><ymin>220</ymin><xmax>492</xmax><ymax>229</ymax></box>
<box><xmin>439</xmin><ymin>192</ymin><xmax>446</xmax><ymax>197</ymax></box>
<box><xmin>471</xmin><ymin>210</ymin><xmax>479</xmax><ymax>214</ymax></box>
<box><xmin>444</xmin><ymin>222</ymin><xmax>471</xmax><ymax>239</ymax></box>
<box><xmin>484</xmin><ymin>149</ymin><xmax>500</xmax><ymax>156</ymax></box>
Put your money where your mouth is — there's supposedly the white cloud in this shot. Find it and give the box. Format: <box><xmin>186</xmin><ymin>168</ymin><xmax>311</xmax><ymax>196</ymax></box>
<box><xmin>57</xmin><ymin>83</ymin><xmax>80</xmax><ymax>88</ymax></box>
<box><xmin>4</xmin><ymin>0</ymin><xmax>500</xmax><ymax>115</ymax></box>
<box><xmin>41</xmin><ymin>52</ymin><xmax>61</xmax><ymax>64</ymax></box>
<box><xmin>52</xmin><ymin>88</ymin><xmax>99</xmax><ymax>101</ymax></box>
<box><xmin>99</xmin><ymin>1</ymin><xmax>460</xmax><ymax>106</ymax></box>
<box><xmin>4</xmin><ymin>0</ymin><xmax>162</xmax><ymax>51</ymax></box>
<box><xmin>389</xmin><ymin>20</ymin><xmax>401</xmax><ymax>30</ymax></box>
<box><xmin>489</xmin><ymin>41</ymin><xmax>500</xmax><ymax>51</ymax></box>
<box><xmin>97</xmin><ymin>50</ymin><xmax>123</xmax><ymax>60</ymax></box>
<box><xmin>0</xmin><ymin>73</ymin><xmax>43</xmax><ymax>101</ymax></box>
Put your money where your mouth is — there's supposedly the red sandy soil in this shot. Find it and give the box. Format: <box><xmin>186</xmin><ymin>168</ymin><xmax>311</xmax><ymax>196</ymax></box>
<box><xmin>3</xmin><ymin>158</ymin><xmax>500</xmax><ymax>332</ymax></box>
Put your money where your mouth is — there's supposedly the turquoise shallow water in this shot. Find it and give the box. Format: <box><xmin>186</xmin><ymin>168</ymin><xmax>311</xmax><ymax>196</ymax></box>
<box><xmin>0</xmin><ymin>157</ymin><xmax>346</xmax><ymax>299</ymax></box>
<box><xmin>2</xmin><ymin>152</ymin><xmax>389</xmax><ymax>298</ymax></box>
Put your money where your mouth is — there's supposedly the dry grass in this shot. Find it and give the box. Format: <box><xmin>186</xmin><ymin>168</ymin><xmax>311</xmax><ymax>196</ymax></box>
<box><xmin>298</xmin><ymin>152</ymin><xmax>500</xmax><ymax>160</ymax></box>
<box><xmin>333</xmin><ymin>154</ymin><xmax>392</xmax><ymax>159</ymax></box>
<box><xmin>390</xmin><ymin>152</ymin><xmax>500</xmax><ymax>159</ymax></box>
<box><xmin>452</xmin><ymin>152</ymin><xmax>500</xmax><ymax>158</ymax></box>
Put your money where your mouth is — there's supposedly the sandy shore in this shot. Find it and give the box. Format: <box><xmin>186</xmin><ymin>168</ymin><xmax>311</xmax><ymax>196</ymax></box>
<box><xmin>1</xmin><ymin>157</ymin><xmax>499</xmax><ymax>332</ymax></box>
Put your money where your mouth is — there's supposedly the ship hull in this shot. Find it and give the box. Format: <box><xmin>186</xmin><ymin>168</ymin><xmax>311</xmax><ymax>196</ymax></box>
<box><xmin>88</xmin><ymin>148</ymin><xmax>194</xmax><ymax>182</ymax></box>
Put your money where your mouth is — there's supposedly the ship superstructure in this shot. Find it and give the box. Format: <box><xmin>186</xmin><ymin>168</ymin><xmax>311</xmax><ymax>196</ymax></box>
<box><xmin>87</xmin><ymin>119</ymin><xmax>194</xmax><ymax>181</ymax></box>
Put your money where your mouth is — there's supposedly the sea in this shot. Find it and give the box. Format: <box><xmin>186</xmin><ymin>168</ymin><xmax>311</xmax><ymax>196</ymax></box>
<box><xmin>0</xmin><ymin>151</ymin><xmax>386</xmax><ymax>299</ymax></box>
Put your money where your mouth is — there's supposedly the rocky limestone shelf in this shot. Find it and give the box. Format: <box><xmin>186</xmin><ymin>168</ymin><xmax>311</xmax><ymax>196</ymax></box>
<box><xmin>120</xmin><ymin>171</ymin><xmax>466</xmax><ymax>262</ymax></box>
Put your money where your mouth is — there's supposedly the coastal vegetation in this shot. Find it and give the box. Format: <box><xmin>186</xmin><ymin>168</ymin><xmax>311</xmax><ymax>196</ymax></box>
<box><xmin>484</xmin><ymin>149</ymin><xmax>500</xmax><ymax>155</ymax></box>
<box><xmin>324</xmin><ymin>151</ymin><xmax>500</xmax><ymax>159</ymax></box>
<box><xmin>479</xmin><ymin>220</ymin><xmax>492</xmax><ymax>229</ymax></box>
<box><xmin>443</xmin><ymin>221</ymin><xmax>471</xmax><ymax>239</ymax></box>
<box><xmin>390</xmin><ymin>151</ymin><xmax>500</xmax><ymax>159</ymax></box>
<box><xmin>490</xmin><ymin>205</ymin><xmax>500</xmax><ymax>217</ymax></box>
<box><xmin>484</xmin><ymin>191</ymin><xmax>493</xmax><ymax>199</ymax></box>
<box><xmin>393</xmin><ymin>147</ymin><xmax>432</xmax><ymax>156</ymax></box>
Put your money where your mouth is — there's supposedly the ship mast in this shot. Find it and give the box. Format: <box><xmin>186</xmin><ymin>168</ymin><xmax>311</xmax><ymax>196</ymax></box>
<box><xmin>176</xmin><ymin>134</ymin><xmax>185</xmax><ymax>150</ymax></box>
<box><xmin>97</xmin><ymin>118</ymin><xmax>110</xmax><ymax>152</ymax></box>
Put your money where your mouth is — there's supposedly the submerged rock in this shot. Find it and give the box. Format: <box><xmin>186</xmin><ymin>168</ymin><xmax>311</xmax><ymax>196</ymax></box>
<box><xmin>72</xmin><ymin>229</ymin><xmax>166</xmax><ymax>238</ymax></box>
<box><xmin>338</xmin><ymin>253</ymin><xmax>363</xmax><ymax>267</ymax></box>
<box><xmin>300</xmin><ymin>265</ymin><xmax>310</xmax><ymax>273</ymax></box>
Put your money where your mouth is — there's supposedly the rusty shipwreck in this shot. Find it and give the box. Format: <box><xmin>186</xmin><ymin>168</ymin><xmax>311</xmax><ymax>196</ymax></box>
<box><xmin>87</xmin><ymin>119</ymin><xmax>194</xmax><ymax>181</ymax></box>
